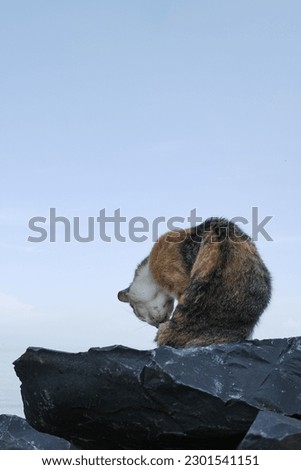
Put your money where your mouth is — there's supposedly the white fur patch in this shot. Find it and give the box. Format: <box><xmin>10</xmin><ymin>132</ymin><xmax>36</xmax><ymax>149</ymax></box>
<box><xmin>128</xmin><ymin>260</ymin><xmax>174</xmax><ymax>327</ymax></box>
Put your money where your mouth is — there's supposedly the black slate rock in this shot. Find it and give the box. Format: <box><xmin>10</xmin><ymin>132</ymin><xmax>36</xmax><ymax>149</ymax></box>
<box><xmin>13</xmin><ymin>337</ymin><xmax>301</xmax><ymax>450</ymax></box>
<box><xmin>238</xmin><ymin>411</ymin><xmax>301</xmax><ymax>449</ymax></box>
<box><xmin>0</xmin><ymin>414</ymin><xmax>72</xmax><ymax>450</ymax></box>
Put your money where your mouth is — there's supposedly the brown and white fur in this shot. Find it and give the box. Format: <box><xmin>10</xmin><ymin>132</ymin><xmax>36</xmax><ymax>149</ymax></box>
<box><xmin>118</xmin><ymin>218</ymin><xmax>272</xmax><ymax>348</ymax></box>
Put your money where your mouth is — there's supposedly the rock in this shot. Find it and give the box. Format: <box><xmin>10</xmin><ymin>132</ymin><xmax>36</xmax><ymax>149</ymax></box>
<box><xmin>238</xmin><ymin>411</ymin><xmax>301</xmax><ymax>449</ymax></box>
<box><xmin>13</xmin><ymin>337</ymin><xmax>301</xmax><ymax>450</ymax></box>
<box><xmin>0</xmin><ymin>414</ymin><xmax>73</xmax><ymax>450</ymax></box>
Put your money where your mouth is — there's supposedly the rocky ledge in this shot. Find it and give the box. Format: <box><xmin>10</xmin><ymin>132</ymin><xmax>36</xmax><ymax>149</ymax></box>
<box><xmin>13</xmin><ymin>337</ymin><xmax>301</xmax><ymax>450</ymax></box>
<box><xmin>0</xmin><ymin>414</ymin><xmax>72</xmax><ymax>450</ymax></box>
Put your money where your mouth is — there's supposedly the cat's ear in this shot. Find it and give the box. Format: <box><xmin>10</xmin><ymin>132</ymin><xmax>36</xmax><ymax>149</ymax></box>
<box><xmin>118</xmin><ymin>288</ymin><xmax>130</xmax><ymax>303</ymax></box>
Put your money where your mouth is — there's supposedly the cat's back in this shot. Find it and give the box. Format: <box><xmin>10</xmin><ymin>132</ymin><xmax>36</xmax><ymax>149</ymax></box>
<box><xmin>149</xmin><ymin>217</ymin><xmax>271</xmax><ymax>305</ymax></box>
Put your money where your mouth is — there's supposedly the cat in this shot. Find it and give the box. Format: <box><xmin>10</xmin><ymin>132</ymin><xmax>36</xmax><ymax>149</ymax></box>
<box><xmin>118</xmin><ymin>217</ymin><xmax>272</xmax><ymax>348</ymax></box>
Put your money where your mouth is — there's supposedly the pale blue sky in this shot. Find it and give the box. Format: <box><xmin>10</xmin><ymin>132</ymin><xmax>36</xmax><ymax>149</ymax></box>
<box><xmin>0</xmin><ymin>0</ymin><xmax>301</xmax><ymax>400</ymax></box>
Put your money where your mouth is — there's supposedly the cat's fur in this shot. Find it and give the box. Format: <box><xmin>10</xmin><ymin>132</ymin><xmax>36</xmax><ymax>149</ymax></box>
<box><xmin>118</xmin><ymin>218</ymin><xmax>272</xmax><ymax>348</ymax></box>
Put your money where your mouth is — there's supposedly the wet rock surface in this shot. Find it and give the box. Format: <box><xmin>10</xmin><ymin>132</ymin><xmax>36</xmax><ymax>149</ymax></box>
<box><xmin>13</xmin><ymin>337</ymin><xmax>301</xmax><ymax>449</ymax></box>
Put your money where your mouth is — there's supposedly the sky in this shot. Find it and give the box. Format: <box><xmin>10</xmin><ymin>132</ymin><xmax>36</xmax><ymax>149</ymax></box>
<box><xmin>0</xmin><ymin>1</ymin><xmax>301</xmax><ymax>414</ymax></box>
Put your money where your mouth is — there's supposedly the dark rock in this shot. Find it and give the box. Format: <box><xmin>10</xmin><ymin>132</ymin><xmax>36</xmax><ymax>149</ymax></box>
<box><xmin>238</xmin><ymin>411</ymin><xmax>301</xmax><ymax>449</ymax></box>
<box><xmin>13</xmin><ymin>337</ymin><xmax>301</xmax><ymax>450</ymax></box>
<box><xmin>0</xmin><ymin>414</ymin><xmax>73</xmax><ymax>450</ymax></box>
